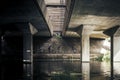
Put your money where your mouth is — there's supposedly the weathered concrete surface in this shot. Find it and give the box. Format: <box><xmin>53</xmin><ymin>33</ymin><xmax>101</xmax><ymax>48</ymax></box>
<box><xmin>68</xmin><ymin>0</ymin><xmax>120</xmax><ymax>38</ymax></box>
<box><xmin>81</xmin><ymin>34</ymin><xmax>90</xmax><ymax>62</ymax></box>
<box><xmin>113</xmin><ymin>37</ymin><xmax>120</xmax><ymax>61</ymax></box>
<box><xmin>33</xmin><ymin>37</ymin><xmax>110</xmax><ymax>60</ymax></box>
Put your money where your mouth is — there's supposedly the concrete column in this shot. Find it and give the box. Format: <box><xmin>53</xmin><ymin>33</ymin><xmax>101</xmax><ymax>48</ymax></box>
<box><xmin>113</xmin><ymin>36</ymin><xmax>120</xmax><ymax>61</ymax></box>
<box><xmin>82</xmin><ymin>63</ymin><xmax>90</xmax><ymax>80</ymax></box>
<box><xmin>110</xmin><ymin>36</ymin><xmax>114</xmax><ymax>80</ymax></box>
<box><xmin>81</xmin><ymin>34</ymin><xmax>90</xmax><ymax>62</ymax></box>
<box><xmin>111</xmin><ymin>36</ymin><xmax>120</xmax><ymax>79</ymax></box>
<box><xmin>23</xmin><ymin>26</ymin><xmax>33</xmax><ymax>80</ymax></box>
<box><xmin>103</xmin><ymin>26</ymin><xmax>120</xmax><ymax>80</ymax></box>
<box><xmin>80</xmin><ymin>25</ymin><xmax>95</xmax><ymax>62</ymax></box>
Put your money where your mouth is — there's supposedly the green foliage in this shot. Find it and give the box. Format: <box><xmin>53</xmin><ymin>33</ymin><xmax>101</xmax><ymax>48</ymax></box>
<box><xmin>94</xmin><ymin>51</ymin><xmax>110</xmax><ymax>62</ymax></box>
<box><xmin>95</xmin><ymin>55</ymin><xmax>103</xmax><ymax>62</ymax></box>
<box><xmin>102</xmin><ymin>52</ymin><xmax>110</xmax><ymax>62</ymax></box>
<box><xmin>55</xmin><ymin>35</ymin><xmax>62</xmax><ymax>39</ymax></box>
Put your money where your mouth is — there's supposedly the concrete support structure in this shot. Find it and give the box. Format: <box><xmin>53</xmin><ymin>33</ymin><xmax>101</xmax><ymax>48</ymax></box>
<box><xmin>110</xmin><ymin>36</ymin><xmax>114</xmax><ymax>80</ymax></box>
<box><xmin>81</xmin><ymin>34</ymin><xmax>90</xmax><ymax>62</ymax></box>
<box><xmin>82</xmin><ymin>63</ymin><xmax>90</xmax><ymax>80</ymax></box>
<box><xmin>113</xmin><ymin>36</ymin><xmax>120</xmax><ymax>61</ymax></box>
<box><xmin>80</xmin><ymin>26</ymin><xmax>94</xmax><ymax>80</ymax></box>
<box><xmin>109</xmin><ymin>35</ymin><xmax>120</xmax><ymax>80</ymax></box>
<box><xmin>80</xmin><ymin>25</ymin><xmax>94</xmax><ymax>62</ymax></box>
<box><xmin>104</xmin><ymin>26</ymin><xmax>120</xmax><ymax>79</ymax></box>
<box><xmin>23</xmin><ymin>24</ymin><xmax>33</xmax><ymax>80</ymax></box>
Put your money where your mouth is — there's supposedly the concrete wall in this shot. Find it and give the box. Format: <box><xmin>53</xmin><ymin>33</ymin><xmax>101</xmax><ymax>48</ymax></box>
<box><xmin>33</xmin><ymin>37</ymin><xmax>110</xmax><ymax>59</ymax></box>
<box><xmin>33</xmin><ymin>37</ymin><xmax>81</xmax><ymax>54</ymax></box>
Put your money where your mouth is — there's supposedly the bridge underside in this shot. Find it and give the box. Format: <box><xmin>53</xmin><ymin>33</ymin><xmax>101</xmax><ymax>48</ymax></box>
<box><xmin>1</xmin><ymin>0</ymin><xmax>120</xmax><ymax>80</ymax></box>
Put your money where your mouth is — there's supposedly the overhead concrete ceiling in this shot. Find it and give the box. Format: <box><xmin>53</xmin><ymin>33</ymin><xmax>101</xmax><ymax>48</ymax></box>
<box><xmin>1</xmin><ymin>0</ymin><xmax>120</xmax><ymax>38</ymax></box>
<box><xmin>0</xmin><ymin>0</ymin><xmax>51</xmax><ymax>36</ymax></box>
<box><xmin>44</xmin><ymin>0</ymin><xmax>66</xmax><ymax>5</ymax></box>
<box><xmin>43</xmin><ymin>0</ymin><xmax>67</xmax><ymax>35</ymax></box>
<box><xmin>67</xmin><ymin>0</ymin><xmax>120</xmax><ymax>39</ymax></box>
<box><xmin>46</xmin><ymin>7</ymin><xmax>65</xmax><ymax>32</ymax></box>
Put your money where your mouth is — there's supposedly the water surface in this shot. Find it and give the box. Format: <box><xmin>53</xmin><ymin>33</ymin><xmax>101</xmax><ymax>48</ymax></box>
<box><xmin>34</xmin><ymin>60</ymin><xmax>120</xmax><ymax>80</ymax></box>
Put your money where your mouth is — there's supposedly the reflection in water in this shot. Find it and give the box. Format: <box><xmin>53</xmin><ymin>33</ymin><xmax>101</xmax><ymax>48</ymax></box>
<box><xmin>114</xmin><ymin>62</ymin><xmax>120</xmax><ymax>79</ymax></box>
<box><xmin>34</xmin><ymin>60</ymin><xmax>120</xmax><ymax>80</ymax></box>
<box><xmin>82</xmin><ymin>63</ymin><xmax>90</xmax><ymax>80</ymax></box>
<box><xmin>90</xmin><ymin>61</ymin><xmax>110</xmax><ymax>80</ymax></box>
<box><xmin>34</xmin><ymin>61</ymin><xmax>82</xmax><ymax>80</ymax></box>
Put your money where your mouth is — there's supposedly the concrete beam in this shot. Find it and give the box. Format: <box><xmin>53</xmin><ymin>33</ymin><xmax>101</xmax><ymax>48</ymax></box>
<box><xmin>16</xmin><ymin>22</ymin><xmax>38</xmax><ymax>35</ymax></box>
<box><xmin>103</xmin><ymin>26</ymin><xmax>119</xmax><ymax>36</ymax></box>
<box><xmin>62</xmin><ymin>0</ymin><xmax>75</xmax><ymax>36</ymax></box>
<box><xmin>29</xmin><ymin>23</ymin><xmax>38</xmax><ymax>35</ymax></box>
<box><xmin>46</xmin><ymin>5</ymin><xmax>66</xmax><ymax>7</ymax></box>
<box><xmin>34</xmin><ymin>0</ymin><xmax>52</xmax><ymax>36</ymax></box>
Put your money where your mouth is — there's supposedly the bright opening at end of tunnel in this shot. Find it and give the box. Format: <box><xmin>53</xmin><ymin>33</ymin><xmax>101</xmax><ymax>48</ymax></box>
<box><xmin>103</xmin><ymin>38</ymin><xmax>110</xmax><ymax>47</ymax></box>
<box><xmin>100</xmin><ymin>38</ymin><xmax>110</xmax><ymax>54</ymax></box>
<box><xmin>114</xmin><ymin>50</ymin><xmax>120</xmax><ymax>61</ymax></box>
<box><xmin>96</xmin><ymin>38</ymin><xmax>111</xmax><ymax>62</ymax></box>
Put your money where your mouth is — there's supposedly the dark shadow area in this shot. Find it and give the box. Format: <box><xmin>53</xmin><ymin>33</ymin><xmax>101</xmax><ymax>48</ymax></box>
<box><xmin>33</xmin><ymin>61</ymin><xmax>82</xmax><ymax>80</ymax></box>
<box><xmin>0</xmin><ymin>24</ymin><xmax>23</xmax><ymax>80</ymax></box>
<box><xmin>73</xmin><ymin>0</ymin><xmax>120</xmax><ymax>17</ymax></box>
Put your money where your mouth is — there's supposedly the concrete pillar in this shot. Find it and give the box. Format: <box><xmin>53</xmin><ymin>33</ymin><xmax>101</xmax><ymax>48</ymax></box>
<box><xmin>110</xmin><ymin>36</ymin><xmax>114</xmax><ymax>80</ymax></box>
<box><xmin>111</xmin><ymin>36</ymin><xmax>120</xmax><ymax>80</ymax></box>
<box><xmin>103</xmin><ymin>26</ymin><xmax>120</xmax><ymax>80</ymax></box>
<box><xmin>80</xmin><ymin>26</ymin><xmax>93</xmax><ymax>80</ymax></box>
<box><xmin>81</xmin><ymin>34</ymin><xmax>90</xmax><ymax>62</ymax></box>
<box><xmin>80</xmin><ymin>25</ymin><xmax>95</xmax><ymax>62</ymax></box>
<box><xmin>111</xmin><ymin>27</ymin><xmax>120</xmax><ymax>79</ymax></box>
<box><xmin>113</xmin><ymin>36</ymin><xmax>120</xmax><ymax>61</ymax></box>
<box><xmin>82</xmin><ymin>63</ymin><xmax>90</xmax><ymax>80</ymax></box>
<box><xmin>23</xmin><ymin>25</ymin><xmax>33</xmax><ymax>80</ymax></box>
